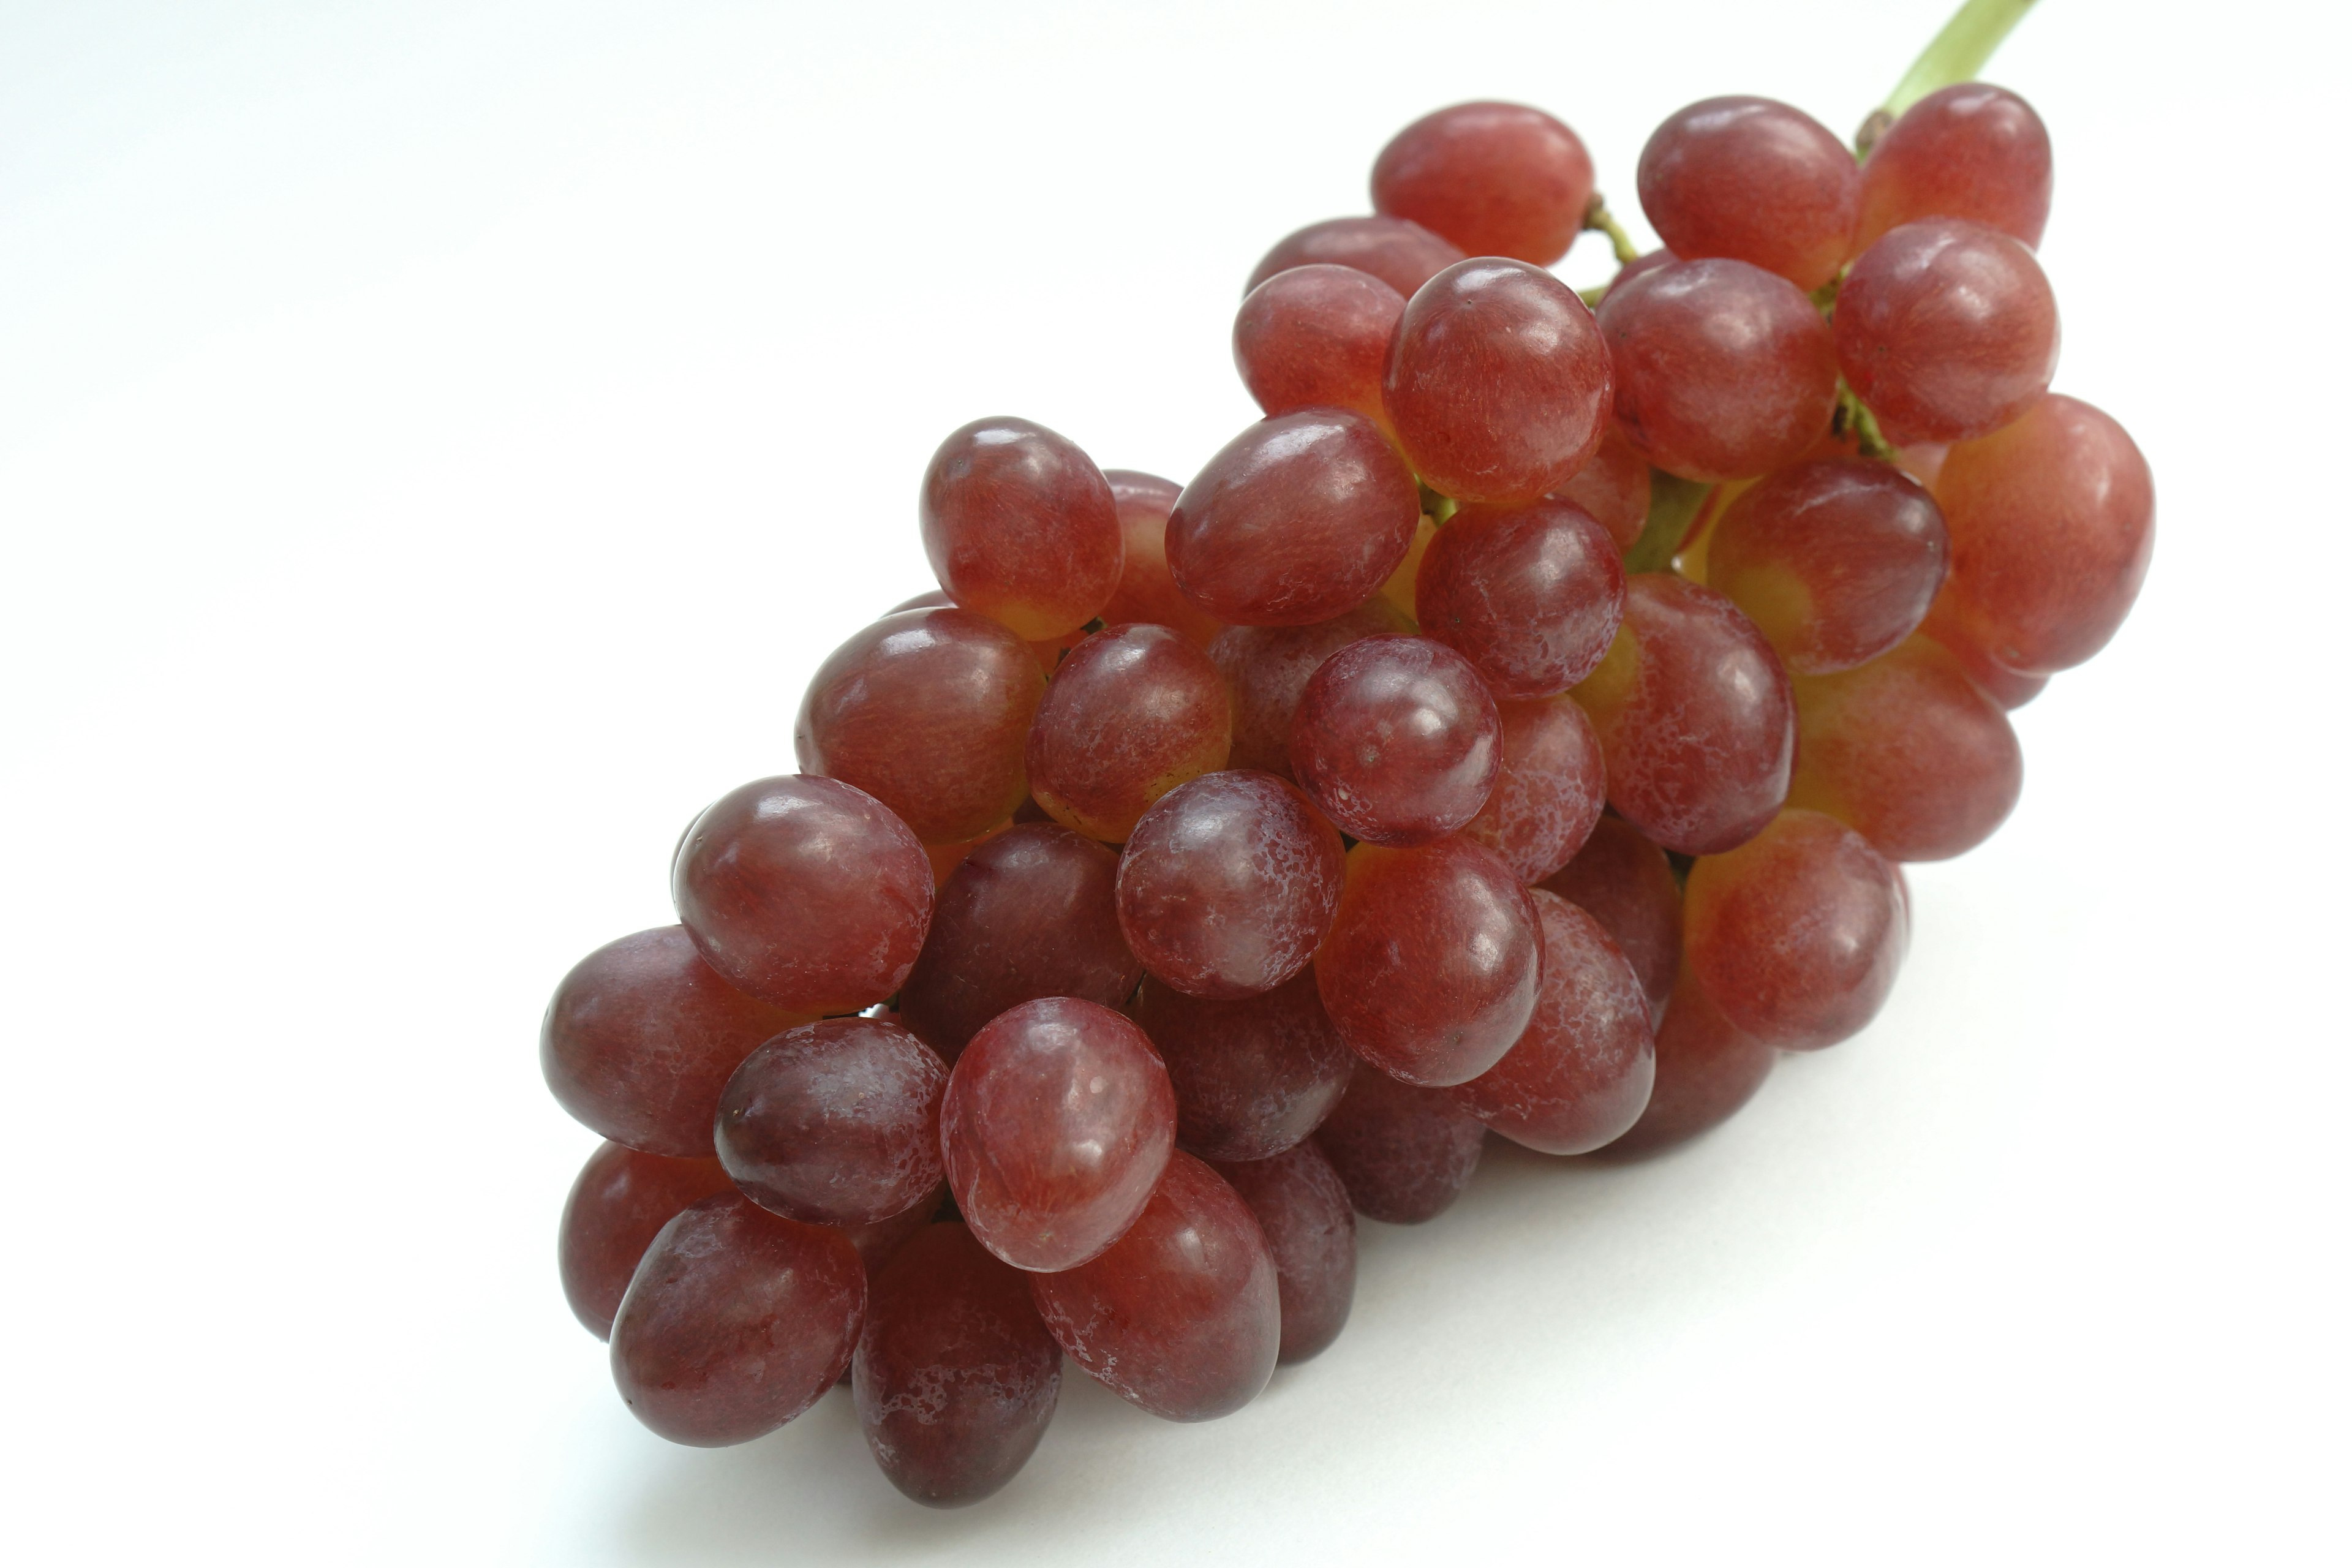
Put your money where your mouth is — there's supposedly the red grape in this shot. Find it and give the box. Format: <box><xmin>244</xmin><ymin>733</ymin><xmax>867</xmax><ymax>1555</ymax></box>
<box><xmin>1415</xmin><ymin>496</ymin><xmax>1626</xmax><ymax>697</ymax></box>
<box><xmin>1637</xmin><ymin>95</ymin><xmax>1860</xmax><ymax>291</ymax></box>
<box><xmin>1703</xmin><ymin>456</ymin><xmax>1950</xmax><ymax>674</ymax></box>
<box><xmin>1115</xmin><ymin>770</ymin><xmax>1346</xmax><ymax>999</ymax></box>
<box><xmin>839</xmin><ymin>1191</ymin><xmax>942</xmax><ymax>1280</ymax></box>
<box><xmin>1598</xmin><ymin>257</ymin><xmax>1839</xmax><ymax>482</ymax></box>
<box><xmin>1460</xmin><ymin>694</ymin><xmax>1607</xmax><ymax>884</ymax></box>
<box><xmin>1455</xmin><ymin>891</ymin><xmax>1654</xmax><ymax>1154</ymax></box>
<box><xmin>1370</xmin><ymin>100</ymin><xmax>1596</xmax><ymax>265</ymax></box>
<box><xmin>558</xmin><ymin>1141</ymin><xmax>736</xmax><ymax>1339</ymax></box>
<box><xmin>1233</xmin><ymin>263</ymin><xmax>1404</xmax><ymax>429</ymax></box>
<box><xmin>1540</xmin><ymin>815</ymin><xmax>1683</xmax><ymax>1027</ymax></box>
<box><xmin>1557</xmin><ymin>422</ymin><xmax>1653</xmax><ymax>553</ymax></box>
<box><xmin>939</xmin><ymin>997</ymin><xmax>1176</xmax><ymax>1272</ymax></box>
<box><xmin>1921</xmin><ymin>597</ymin><xmax>2050</xmax><ymax>708</ymax></box>
<box><xmin>1602</xmin><ymin>246</ymin><xmax>1678</xmax><ymax>301</ymax></box>
<box><xmin>1856</xmin><ymin>82</ymin><xmax>2052</xmax><ymax>253</ymax></box>
<box><xmin>672</xmin><ymin>775</ymin><xmax>934</xmax><ymax>1014</ymax></box>
<box><xmin>1100</xmin><ymin>470</ymin><xmax>1227</xmax><ymax>648</ymax></box>
<box><xmin>1684</xmin><ymin>809</ymin><xmax>1906</xmax><ymax>1050</ymax></box>
<box><xmin>1246</xmin><ymin>214</ymin><xmax>1466</xmax><ymax>299</ymax></box>
<box><xmin>1571</xmin><ymin>574</ymin><xmax>1795</xmax><ymax>855</ymax></box>
<box><xmin>795</xmin><ymin>606</ymin><xmax>1046</xmax><ymax>843</ymax></box>
<box><xmin>1130</xmin><ymin>970</ymin><xmax>1355</xmax><ymax>1163</ymax></box>
<box><xmin>1930</xmin><ymin>393</ymin><xmax>2154</xmax><ymax>674</ymax></box>
<box><xmin>1837</xmin><ymin>219</ymin><xmax>2059</xmax><ymax>445</ymax></box>
<box><xmin>1600</xmin><ymin>963</ymin><xmax>1775</xmax><ymax>1156</ymax></box>
<box><xmin>1314</xmin><ymin>837</ymin><xmax>1541</xmax><ymax>1087</ymax></box>
<box><xmin>541</xmin><ymin>924</ymin><xmax>810</xmax><ymax>1158</ymax></box>
<box><xmin>609</xmin><ymin>1193</ymin><xmax>865</xmax><ymax>1446</ymax></box>
<box><xmin>1027</xmin><ymin>623</ymin><xmax>1232</xmax><ymax>842</ymax></box>
<box><xmin>1167</xmin><ymin>408</ymin><xmax>1421</xmax><ymax>626</ymax></box>
<box><xmin>1313</xmin><ymin>1068</ymin><xmax>1486</xmax><ymax>1223</ymax></box>
<box><xmin>921</xmin><ymin>416</ymin><xmax>1123</xmax><ymax>640</ymax></box>
<box><xmin>1787</xmin><ymin>635</ymin><xmax>2023</xmax><ymax>861</ymax></box>
<box><xmin>853</xmin><ymin>1223</ymin><xmax>1061</xmax><ymax>1507</ymax></box>
<box><xmin>1382</xmin><ymin>258</ymin><xmax>1613</xmax><ymax>505</ymax></box>
<box><xmin>714</xmin><ymin>1017</ymin><xmax>949</xmax><ymax>1227</ymax></box>
<box><xmin>1209</xmin><ymin>599</ymin><xmax>1413</xmax><ymax>778</ymax></box>
<box><xmin>1029</xmin><ymin>1152</ymin><xmax>1279</xmax><ymax>1422</ymax></box>
<box><xmin>1290</xmin><ymin>635</ymin><xmax>1501</xmax><ymax>846</ymax></box>
<box><xmin>1207</xmin><ymin>1142</ymin><xmax>1355</xmax><ymax>1363</ymax></box>
<box><xmin>897</xmin><ymin>823</ymin><xmax>1142</xmax><ymax>1060</ymax></box>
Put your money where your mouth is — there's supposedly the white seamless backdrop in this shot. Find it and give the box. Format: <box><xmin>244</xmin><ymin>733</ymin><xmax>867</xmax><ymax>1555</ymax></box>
<box><xmin>1</xmin><ymin>2</ymin><xmax>2344</xmax><ymax>1564</ymax></box>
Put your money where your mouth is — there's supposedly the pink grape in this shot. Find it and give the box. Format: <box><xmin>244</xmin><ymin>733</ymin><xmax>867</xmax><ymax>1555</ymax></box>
<box><xmin>1208</xmin><ymin>600</ymin><xmax>1413</xmax><ymax>778</ymax></box>
<box><xmin>1600</xmin><ymin>963</ymin><xmax>1775</xmax><ymax>1156</ymax></box>
<box><xmin>1856</xmin><ymin>82</ymin><xmax>2052</xmax><ymax>253</ymax></box>
<box><xmin>1246</xmin><ymin>214</ymin><xmax>1466</xmax><ymax>299</ymax></box>
<box><xmin>1598</xmin><ymin>257</ymin><xmax>1839</xmax><ymax>483</ymax></box>
<box><xmin>1233</xmin><ymin>263</ymin><xmax>1404</xmax><ymax>429</ymax></box>
<box><xmin>1313</xmin><ymin>1068</ymin><xmax>1487</xmax><ymax>1224</ymax></box>
<box><xmin>714</xmin><ymin>1017</ymin><xmax>949</xmax><ymax>1228</ymax></box>
<box><xmin>1458</xmin><ymin>694</ymin><xmax>1607</xmax><ymax>884</ymax></box>
<box><xmin>1454</xmin><ymin>890</ymin><xmax>1655</xmax><ymax>1155</ymax></box>
<box><xmin>1100</xmin><ymin>470</ymin><xmax>1227</xmax><ymax>648</ymax></box>
<box><xmin>1207</xmin><ymin>1142</ymin><xmax>1356</xmax><ymax>1363</ymax></box>
<box><xmin>1837</xmin><ymin>218</ymin><xmax>2060</xmax><ymax>445</ymax></box>
<box><xmin>1414</xmin><ymin>497</ymin><xmax>1626</xmax><ymax>698</ymax></box>
<box><xmin>1637</xmin><ymin>95</ymin><xmax>1860</xmax><ymax>291</ymax></box>
<box><xmin>1289</xmin><ymin>635</ymin><xmax>1502</xmax><ymax>847</ymax></box>
<box><xmin>920</xmin><ymin>416</ymin><xmax>1123</xmax><ymax>641</ymax></box>
<box><xmin>558</xmin><ymin>1142</ymin><xmax>736</xmax><ymax>1340</ymax></box>
<box><xmin>1131</xmin><ymin>970</ymin><xmax>1355</xmax><ymax>1164</ymax></box>
<box><xmin>1382</xmin><ymin>257</ymin><xmax>1614</xmax><ymax>505</ymax></box>
<box><xmin>1571</xmin><ymin>574</ymin><xmax>1795</xmax><ymax>856</ymax></box>
<box><xmin>1027</xmin><ymin>622</ymin><xmax>1232</xmax><ymax>842</ymax></box>
<box><xmin>1557</xmin><ymin>422</ymin><xmax>1653</xmax><ymax>552</ymax></box>
<box><xmin>1540</xmin><ymin>815</ymin><xmax>1683</xmax><ymax>1027</ymax></box>
<box><xmin>1704</xmin><ymin>456</ymin><xmax>1950</xmax><ymax>674</ymax></box>
<box><xmin>1371</xmin><ymin>100</ymin><xmax>1596</xmax><ymax>265</ymax></box>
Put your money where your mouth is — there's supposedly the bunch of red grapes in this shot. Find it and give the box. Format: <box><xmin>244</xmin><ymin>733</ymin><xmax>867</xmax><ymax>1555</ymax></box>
<box><xmin>543</xmin><ymin>75</ymin><xmax>2151</xmax><ymax>1507</ymax></box>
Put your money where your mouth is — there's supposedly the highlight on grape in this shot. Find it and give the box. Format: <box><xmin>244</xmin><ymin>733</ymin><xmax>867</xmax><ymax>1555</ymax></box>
<box><xmin>541</xmin><ymin>0</ymin><xmax>2152</xmax><ymax>1506</ymax></box>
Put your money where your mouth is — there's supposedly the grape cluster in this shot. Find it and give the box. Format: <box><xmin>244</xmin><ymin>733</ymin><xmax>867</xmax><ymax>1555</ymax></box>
<box><xmin>543</xmin><ymin>72</ymin><xmax>2152</xmax><ymax>1507</ymax></box>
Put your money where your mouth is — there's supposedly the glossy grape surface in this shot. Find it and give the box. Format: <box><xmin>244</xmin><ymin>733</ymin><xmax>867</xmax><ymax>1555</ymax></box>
<box><xmin>1685</xmin><ymin>809</ymin><xmax>1906</xmax><ymax>1050</ymax></box>
<box><xmin>1705</xmin><ymin>457</ymin><xmax>1950</xmax><ymax>674</ymax></box>
<box><xmin>1116</xmin><ymin>770</ymin><xmax>1346</xmax><ymax>999</ymax></box>
<box><xmin>1027</xmin><ymin>623</ymin><xmax>1232</xmax><ymax>842</ymax></box>
<box><xmin>1600</xmin><ymin>963</ymin><xmax>1775</xmax><ymax>1156</ymax></box>
<box><xmin>1029</xmin><ymin>1152</ymin><xmax>1280</xmax><ymax>1422</ymax></box>
<box><xmin>898</xmin><ymin>823</ymin><xmax>1141</xmax><ymax>1059</ymax></box>
<box><xmin>1099</xmin><ymin>470</ymin><xmax>1226</xmax><ymax>647</ymax></box>
<box><xmin>1209</xmin><ymin>600</ymin><xmax>1412</xmax><ymax>778</ymax></box>
<box><xmin>794</xmin><ymin>607</ymin><xmax>1046</xmax><ymax>843</ymax></box>
<box><xmin>1856</xmin><ymin>82</ymin><xmax>2052</xmax><ymax>253</ymax></box>
<box><xmin>673</xmin><ymin>775</ymin><xmax>934</xmax><ymax>1014</ymax></box>
<box><xmin>559</xmin><ymin>1141</ymin><xmax>736</xmax><ymax>1339</ymax></box>
<box><xmin>1558</xmin><ymin>423</ymin><xmax>1653</xmax><ymax>553</ymax></box>
<box><xmin>715</xmin><ymin>1017</ymin><xmax>949</xmax><ymax>1227</ymax></box>
<box><xmin>541</xmin><ymin>924</ymin><xmax>810</xmax><ymax>1159</ymax></box>
<box><xmin>610</xmin><ymin>1193</ymin><xmax>865</xmax><ymax>1446</ymax></box>
<box><xmin>853</xmin><ymin>1223</ymin><xmax>1061</xmax><ymax>1507</ymax></box>
<box><xmin>1313</xmin><ymin>1068</ymin><xmax>1486</xmax><ymax>1224</ymax></box>
<box><xmin>1637</xmin><ymin>95</ymin><xmax>1860</xmax><ymax>291</ymax></box>
<box><xmin>1455</xmin><ymin>891</ymin><xmax>1655</xmax><ymax>1154</ymax></box>
<box><xmin>1541</xmin><ymin>815</ymin><xmax>1683</xmax><ymax>1025</ymax></box>
<box><xmin>1245</xmin><ymin>214</ymin><xmax>1466</xmax><ymax>299</ymax></box>
<box><xmin>1382</xmin><ymin>258</ymin><xmax>1613</xmax><ymax>505</ymax></box>
<box><xmin>1571</xmin><ymin>574</ymin><xmax>1795</xmax><ymax>855</ymax></box>
<box><xmin>1314</xmin><ymin>837</ymin><xmax>1541</xmax><ymax>1086</ymax></box>
<box><xmin>940</xmin><ymin>997</ymin><xmax>1177</xmax><ymax>1272</ymax></box>
<box><xmin>1208</xmin><ymin>1142</ymin><xmax>1355</xmax><ymax>1363</ymax></box>
<box><xmin>1167</xmin><ymin>409</ymin><xmax>1421</xmax><ymax>627</ymax></box>
<box><xmin>1599</xmin><ymin>257</ymin><xmax>1839</xmax><ymax>483</ymax></box>
<box><xmin>1837</xmin><ymin>219</ymin><xmax>2059</xmax><ymax>445</ymax></box>
<box><xmin>1460</xmin><ymin>694</ymin><xmax>1607</xmax><ymax>884</ymax></box>
<box><xmin>1788</xmin><ymin>635</ymin><xmax>2022</xmax><ymax>861</ymax></box>
<box><xmin>1131</xmin><ymin>970</ymin><xmax>1355</xmax><ymax>1163</ymax></box>
<box><xmin>1290</xmin><ymin>635</ymin><xmax>1501</xmax><ymax>846</ymax></box>
<box><xmin>920</xmin><ymin>416</ymin><xmax>1122</xmax><ymax>641</ymax></box>
<box><xmin>1370</xmin><ymin>100</ymin><xmax>1596</xmax><ymax>265</ymax></box>
<box><xmin>1233</xmin><ymin>263</ymin><xmax>1404</xmax><ymax>429</ymax></box>
<box><xmin>1931</xmin><ymin>393</ymin><xmax>2155</xmax><ymax>674</ymax></box>
<box><xmin>1415</xmin><ymin>496</ymin><xmax>1626</xmax><ymax>697</ymax></box>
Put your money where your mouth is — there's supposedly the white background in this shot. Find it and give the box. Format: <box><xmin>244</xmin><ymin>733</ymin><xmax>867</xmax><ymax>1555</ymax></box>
<box><xmin>3</xmin><ymin>1</ymin><xmax>2345</xmax><ymax>1562</ymax></box>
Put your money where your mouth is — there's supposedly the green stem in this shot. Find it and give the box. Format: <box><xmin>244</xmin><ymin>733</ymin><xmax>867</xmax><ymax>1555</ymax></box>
<box><xmin>1582</xmin><ymin>197</ymin><xmax>1642</xmax><ymax>268</ymax></box>
<box><xmin>1624</xmin><ymin>473</ymin><xmax>1713</xmax><ymax>576</ymax></box>
<box><xmin>1884</xmin><ymin>0</ymin><xmax>2040</xmax><ymax>116</ymax></box>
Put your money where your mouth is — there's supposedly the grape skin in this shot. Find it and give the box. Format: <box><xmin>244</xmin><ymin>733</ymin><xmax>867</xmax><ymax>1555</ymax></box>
<box><xmin>1245</xmin><ymin>214</ymin><xmax>1466</xmax><ymax>299</ymax></box>
<box><xmin>1100</xmin><ymin>470</ymin><xmax>1228</xmax><ymax>648</ymax></box>
<box><xmin>1208</xmin><ymin>1142</ymin><xmax>1356</xmax><ymax>1364</ymax></box>
<box><xmin>919</xmin><ymin>415</ymin><xmax>1123</xmax><ymax>641</ymax></box>
<box><xmin>1289</xmin><ymin>635</ymin><xmax>1502</xmax><ymax>848</ymax></box>
<box><xmin>1856</xmin><ymin>82</ymin><xmax>2052</xmax><ymax>254</ymax></box>
<box><xmin>1836</xmin><ymin>218</ymin><xmax>2060</xmax><ymax>445</ymax></box>
<box><xmin>1131</xmin><ymin>970</ymin><xmax>1356</xmax><ymax>1164</ymax></box>
<box><xmin>1370</xmin><ymin>100</ymin><xmax>1596</xmax><ymax>265</ymax></box>
<box><xmin>1027</xmin><ymin>622</ymin><xmax>1232</xmax><ymax>843</ymax></box>
<box><xmin>1458</xmin><ymin>694</ymin><xmax>1607</xmax><ymax>884</ymax></box>
<box><xmin>1540</xmin><ymin>815</ymin><xmax>1684</xmax><ymax>1028</ymax></box>
<box><xmin>714</xmin><ymin>1017</ymin><xmax>949</xmax><ymax>1228</ymax></box>
<box><xmin>1598</xmin><ymin>963</ymin><xmax>1775</xmax><ymax>1157</ymax></box>
<box><xmin>1637</xmin><ymin>95</ymin><xmax>1860</xmax><ymax>291</ymax></box>
<box><xmin>1313</xmin><ymin>1067</ymin><xmax>1487</xmax><ymax>1224</ymax></box>
<box><xmin>1233</xmin><ymin>263</ymin><xmax>1405</xmax><ymax>429</ymax></box>
<box><xmin>558</xmin><ymin>1141</ymin><xmax>735</xmax><ymax>1340</ymax></box>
